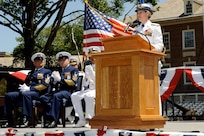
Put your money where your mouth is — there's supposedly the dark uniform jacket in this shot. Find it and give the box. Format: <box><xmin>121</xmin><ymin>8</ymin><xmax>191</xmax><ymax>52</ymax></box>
<box><xmin>54</xmin><ymin>65</ymin><xmax>79</xmax><ymax>92</ymax></box>
<box><xmin>25</xmin><ymin>67</ymin><xmax>52</xmax><ymax>94</ymax></box>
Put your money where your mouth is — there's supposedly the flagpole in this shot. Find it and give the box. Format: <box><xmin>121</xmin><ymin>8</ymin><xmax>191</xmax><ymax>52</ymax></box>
<box><xmin>83</xmin><ymin>0</ymin><xmax>89</xmax><ymax>61</ymax></box>
<box><xmin>84</xmin><ymin>0</ymin><xmax>88</xmax><ymax>4</ymax></box>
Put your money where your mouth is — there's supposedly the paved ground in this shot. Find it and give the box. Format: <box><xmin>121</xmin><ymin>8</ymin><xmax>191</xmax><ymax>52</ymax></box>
<box><xmin>159</xmin><ymin>120</ymin><xmax>204</xmax><ymax>132</ymax></box>
<box><xmin>1</xmin><ymin>121</ymin><xmax>204</xmax><ymax>134</ymax></box>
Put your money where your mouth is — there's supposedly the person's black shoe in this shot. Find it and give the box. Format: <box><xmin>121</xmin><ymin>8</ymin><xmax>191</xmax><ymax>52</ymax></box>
<box><xmin>21</xmin><ymin>116</ymin><xmax>32</xmax><ymax>128</ymax></box>
<box><xmin>21</xmin><ymin>120</ymin><xmax>33</xmax><ymax>128</ymax></box>
<box><xmin>43</xmin><ymin>122</ymin><xmax>50</xmax><ymax>128</ymax></box>
<box><xmin>48</xmin><ymin>121</ymin><xmax>57</xmax><ymax>128</ymax></box>
<box><xmin>1</xmin><ymin>122</ymin><xmax>14</xmax><ymax>128</ymax></box>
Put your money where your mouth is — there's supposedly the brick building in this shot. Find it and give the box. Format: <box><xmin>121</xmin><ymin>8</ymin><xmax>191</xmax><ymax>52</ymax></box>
<box><xmin>125</xmin><ymin>0</ymin><xmax>204</xmax><ymax>95</ymax></box>
<box><xmin>124</xmin><ymin>1</ymin><xmax>204</xmax><ymax>119</ymax></box>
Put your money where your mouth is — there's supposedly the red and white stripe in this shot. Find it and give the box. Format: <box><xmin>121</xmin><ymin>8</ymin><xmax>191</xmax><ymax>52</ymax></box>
<box><xmin>160</xmin><ymin>66</ymin><xmax>204</xmax><ymax>102</ymax></box>
<box><xmin>9</xmin><ymin>70</ymin><xmax>31</xmax><ymax>81</ymax></box>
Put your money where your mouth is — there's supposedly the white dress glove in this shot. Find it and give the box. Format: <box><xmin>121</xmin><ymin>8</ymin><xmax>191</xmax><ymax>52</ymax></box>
<box><xmin>51</xmin><ymin>71</ymin><xmax>61</xmax><ymax>82</ymax></box>
<box><xmin>18</xmin><ymin>83</ymin><xmax>30</xmax><ymax>92</ymax></box>
<box><xmin>85</xmin><ymin>65</ymin><xmax>96</xmax><ymax>90</ymax></box>
<box><xmin>85</xmin><ymin>65</ymin><xmax>95</xmax><ymax>79</ymax></box>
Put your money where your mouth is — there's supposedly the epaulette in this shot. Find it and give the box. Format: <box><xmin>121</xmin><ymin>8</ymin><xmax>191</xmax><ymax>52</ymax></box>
<box><xmin>151</xmin><ymin>23</ymin><xmax>160</xmax><ymax>26</ymax></box>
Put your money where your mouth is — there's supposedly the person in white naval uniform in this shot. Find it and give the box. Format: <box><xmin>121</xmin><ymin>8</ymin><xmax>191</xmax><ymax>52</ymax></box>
<box><xmin>133</xmin><ymin>3</ymin><xmax>164</xmax><ymax>52</ymax></box>
<box><xmin>71</xmin><ymin>47</ymin><xmax>101</xmax><ymax>127</ymax></box>
<box><xmin>133</xmin><ymin>3</ymin><xmax>164</xmax><ymax>115</ymax></box>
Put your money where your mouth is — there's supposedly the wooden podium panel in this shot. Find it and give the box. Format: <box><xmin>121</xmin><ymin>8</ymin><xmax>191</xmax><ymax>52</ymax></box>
<box><xmin>89</xmin><ymin>49</ymin><xmax>167</xmax><ymax>129</ymax></box>
<box><xmin>102</xmin><ymin>35</ymin><xmax>154</xmax><ymax>52</ymax></box>
<box><xmin>89</xmin><ymin>35</ymin><xmax>167</xmax><ymax>129</ymax></box>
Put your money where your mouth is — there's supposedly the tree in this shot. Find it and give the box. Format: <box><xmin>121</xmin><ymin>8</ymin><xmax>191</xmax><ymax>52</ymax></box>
<box><xmin>13</xmin><ymin>24</ymin><xmax>84</xmax><ymax>68</ymax></box>
<box><xmin>0</xmin><ymin>0</ymin><xmax>159</xmax><ymax>68</ymax></box>
<box><xmin>0</xmin><ymin>0</ymin><xmax>83</xmax><ymax>68</ymax></box>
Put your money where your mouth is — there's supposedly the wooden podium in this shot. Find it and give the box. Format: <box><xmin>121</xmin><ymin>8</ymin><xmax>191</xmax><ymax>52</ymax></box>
<box><xmin>89</xmin><ymin>35</ymin><xmax>167</xmax><ymax>130</ymax></box>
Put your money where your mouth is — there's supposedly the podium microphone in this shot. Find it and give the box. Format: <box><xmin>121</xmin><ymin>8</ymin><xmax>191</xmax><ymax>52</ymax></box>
<box><xmin>124</xmin><ymin>23</ymin><xmax>131</xmax><ymax>32</ymax></box>
<box><xmin>124</xmin><ymin>20</ymin><xmax>140</xmax><ymax>32</ymax></box>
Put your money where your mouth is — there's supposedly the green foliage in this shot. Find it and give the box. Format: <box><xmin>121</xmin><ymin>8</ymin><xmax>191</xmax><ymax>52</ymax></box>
<box><xmin>0</xmin><ymin>0</ymin><xmax>3</xmax><ymax>5</ymax></box>
<box><xmin>146</xmin><ymin>0</ymin><xmax>159</xmax><ymax>6</ymax></box>
<box><xmin>88</xmin><ymin>0</ymin><xmax>124</xmax><ymax>18</ymax></box>
<box><xmin>0</xmin><ymin>0</ymin><xmax>70</xmax><ymax>67</ymax></box>
<box><xmin>2</xmin><ymin>0</ymin><xmax>159</xmax><ymax>68</ymax></box>
<box><xmin>1</xmin><ymin>0</ymin><xmax>52</xmax><ymax>25</ymax></box>
<box><xmin>13</xmin><ymin>24</ymin><xmax>83</xmax><ymax>67</ymax></box>
<box><xmin>33</xmin><ymin>24</ymin><xmax>83</xmax><ymax>56</ymax></box>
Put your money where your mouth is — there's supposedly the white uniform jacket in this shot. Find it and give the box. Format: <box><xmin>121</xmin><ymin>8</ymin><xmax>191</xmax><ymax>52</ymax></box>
<box><xmin>133</xmin><ymin>20</ymin><xmax>164</xmax><ymax>52</ymax></box>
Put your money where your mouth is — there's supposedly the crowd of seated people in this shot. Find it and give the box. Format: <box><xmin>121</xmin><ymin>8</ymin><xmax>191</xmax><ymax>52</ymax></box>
<box><xmin>2</xmin><ymin>47</ymin><xmax>100</xmax><ymax>128</ymax></box>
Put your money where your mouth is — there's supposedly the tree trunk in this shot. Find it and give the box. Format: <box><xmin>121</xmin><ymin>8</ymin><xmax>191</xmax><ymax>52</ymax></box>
<box><xmin>24</xmin><ymin>37</ymin><xmax>35</xmax><ymax>68</ymax></box>
<box><xmin>23</xmin><ymin>0</ymin><xmax>35</xmax><ymax>68</ymax></box>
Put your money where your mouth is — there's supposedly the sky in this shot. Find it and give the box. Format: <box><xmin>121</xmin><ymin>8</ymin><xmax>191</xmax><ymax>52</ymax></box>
<box><xmin>0</xmin><ymin>0</ymin><xmax>166</xmax><ymax>54</ymax></box>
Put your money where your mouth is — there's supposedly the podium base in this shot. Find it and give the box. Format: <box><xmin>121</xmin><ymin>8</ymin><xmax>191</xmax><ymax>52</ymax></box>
<box><xmin>89</xmin><ymin>115</ymin><xmax>168</xmax><ymax>130</ymax></box>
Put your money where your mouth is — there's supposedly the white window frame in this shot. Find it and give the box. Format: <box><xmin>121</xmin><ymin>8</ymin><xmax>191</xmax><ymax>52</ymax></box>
<box><xmin>182</xmin><ymin>29</ymin><xmax>195</xmax><ymax>50</ymax></box>
<box><xmin>163</xmin><ymin>32</ymin><xmax>170</xmax><ymax>51</ymax></box>
<box><xmin>184</xmin><ymin>0</ymin><xmax>193</xmax><ymax>15</ymax></box>
<box><xmin>183</xmin><ymin>61</ymin><xmax>196</xmax><ymax>84</ymax></box>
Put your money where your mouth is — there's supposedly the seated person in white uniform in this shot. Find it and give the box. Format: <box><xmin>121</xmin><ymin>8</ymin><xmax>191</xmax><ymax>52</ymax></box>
<box><xmin>71</xmin><ymin>47</ymin><xmax>101</xmax><ymax>127</ymax></box>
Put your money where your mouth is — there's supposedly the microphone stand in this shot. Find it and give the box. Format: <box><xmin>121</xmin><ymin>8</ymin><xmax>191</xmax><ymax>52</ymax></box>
<box><xmin>124</xmin><ymin>20</ymin><xmax>152</xmax><ymax>50</ymax></box>
<box><xmin>132</xmin><ymin>30</ymin><xmax>152</xmax><ymax>50</ymax></box>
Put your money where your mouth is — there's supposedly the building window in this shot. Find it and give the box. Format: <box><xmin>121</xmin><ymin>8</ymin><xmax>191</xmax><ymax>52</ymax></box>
<box><xmin>183</xmin><ymin>61</ymin><xmax>196</xmax><ymax>84</ymax></box>
<box><xmin>182</xmin><ymin>29</ymin><xmax>195</xmax><ymax>49</ymax></box>
<box><xmin>186</xmin><ymin>1</ymin><xmax>192</xmax><ymax>14</ymax></box>
<box><xmin>163</xmin><ymin>32</ymin><xmax>170</xmax><ymax>51</ymax></box>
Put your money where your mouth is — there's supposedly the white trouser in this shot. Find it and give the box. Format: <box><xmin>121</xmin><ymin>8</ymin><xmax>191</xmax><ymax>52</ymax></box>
<box><xmin>71</xmin><ymin>89</ymin><xmax>95</xmax><ymax>121</ymax></box>
<box><xmin>84</xmin><ymin>89</ymin><xmax>95</xmax><ymax>119</ymax></box>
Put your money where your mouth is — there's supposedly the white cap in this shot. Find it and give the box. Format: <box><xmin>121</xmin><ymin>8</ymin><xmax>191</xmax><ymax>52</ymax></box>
<box><xmin>70</xmin><ymin>57</ymin><xmax>79</xmax><ymax>65</ymax></box>
<box><xmin>31</xmin><ymin>52</ymin><xmax>45</xmax><ymax>62</ymax></box>
<box><xmin>136</xmin><ymin>3</ymin><xmax>155</xmax><ymax>14</ymax></box>
<box><xmin>88</xmin><ymin>47</ymin><xmax>101</xmax><ymax>54</ymax></box>
<box><xmin>56</xmin><ymin>51</ymin><xmax>71</xmax><ymax>60</ymax></box>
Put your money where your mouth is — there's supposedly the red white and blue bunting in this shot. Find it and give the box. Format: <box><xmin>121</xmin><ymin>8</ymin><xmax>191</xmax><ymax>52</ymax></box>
<box><xmin>9</xmin><ymin>66</ymin><xmax>204</xmax><ymax>103</ymax></box>
<box><xmin>9</xmin><ymin>70</ymin><xmax>31</xmax><ymax>81</ymax></box>
<box><xmin>160</xmin><ymin>66</ymin><xmax>204</xmax><ymax>102</ymax></box>
<box><xmin>2</xmin><ymin>127</ymin><xmax>204</xmax><ymax>136</ymax></box>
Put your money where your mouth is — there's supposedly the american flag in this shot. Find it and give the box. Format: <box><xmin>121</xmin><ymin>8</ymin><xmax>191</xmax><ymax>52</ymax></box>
<box><xmin>83</xmin><ymin>3</ymin><xmax>133</xmax><ymax>55</ymax></box>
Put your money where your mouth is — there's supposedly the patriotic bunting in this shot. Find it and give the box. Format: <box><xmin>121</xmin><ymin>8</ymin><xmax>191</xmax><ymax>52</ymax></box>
<box><xmin>119</xmin><ymin>131</ymin><xmax>133</xmax><ymax>136</ymax></box>
<box><xmin>9</xmin><ymin>70</ymin><xmax>31</xmax><ymax>81</ymax></box>
<box><xmin>7</xmin><ymin>68</ymin><xmax>204</xmax><ymax>104</ymax></box>
<box><xmin>3</xmin><ymin>128</ymin><xmax>204</xmax><ymax>136</ymax></box>
<box><xmin>185</xmin><ymin>68</ymin><xmax>204</xmax><ymax>92</ymax></box>
<box><xmin>160</xmin><ymin>66</ymin><xmax>204</xmax><ymax>102</ymax></box>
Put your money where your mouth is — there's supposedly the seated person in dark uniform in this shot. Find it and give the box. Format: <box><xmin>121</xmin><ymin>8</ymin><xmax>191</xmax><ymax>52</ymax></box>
<box><xmin>45</xmin><ymin>51</ymin><xmax>79</xmax><ymax>128</ymax></box>
<box><xmin>4</xmin><ymin>52</ymin><xmax>52</xmax><ymax>127</ymax></box>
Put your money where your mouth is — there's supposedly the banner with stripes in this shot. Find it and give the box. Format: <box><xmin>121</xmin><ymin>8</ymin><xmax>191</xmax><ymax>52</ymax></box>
<box><xmin>160</xmin><ymin>66</ymin><xmax>204</xmax><ymax>102</ymax></box>
<box><xmin>83</xmin><ymin>2</ymin><xmax>133</xmax><ymax>56</ymax></box>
